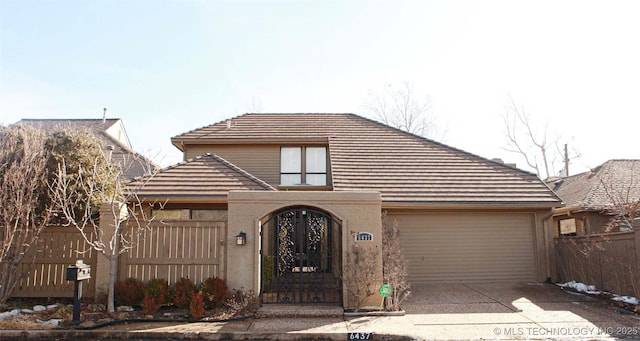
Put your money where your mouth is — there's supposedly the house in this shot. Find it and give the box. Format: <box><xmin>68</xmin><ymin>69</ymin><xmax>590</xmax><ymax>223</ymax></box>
<box><xmin>133</xmin><ymin>113</ymin><xmax>561</xmax><ymax>308</ymax></box>
<box><xmin>549</xmin><ymin>159</ymin><xmax>640</xmax><ymax>236</ymax></box>
<box><xmin>17</xmin><ymin>118</ymin><xmax>157</xmax><ymax>179</ymax></box>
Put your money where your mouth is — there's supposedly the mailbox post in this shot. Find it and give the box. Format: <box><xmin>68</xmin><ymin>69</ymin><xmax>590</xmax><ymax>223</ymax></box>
<box><xmin>66</xmin><ymin>260</ymin><xmax>91</xmax><ymax>325</ymax></box>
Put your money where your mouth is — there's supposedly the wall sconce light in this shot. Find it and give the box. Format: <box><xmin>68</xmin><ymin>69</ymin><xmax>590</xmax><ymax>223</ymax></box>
<box><xmin>236</xmin><ymin>231</ymin><xmax>247</xmax><ymax>246</ymax></box>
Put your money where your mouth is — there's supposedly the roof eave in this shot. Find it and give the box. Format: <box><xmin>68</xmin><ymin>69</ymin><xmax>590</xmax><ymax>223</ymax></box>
<box><xmin>137</xmin><ymin>195</ymin><xmax>229</xmax><ymax>204</ymax></box>
<box><xmin>382</xmin><ymin>201</ymin><xmax>563</xmax><ymax>210</ymax></box>
<box><xmin>171</xmin><ymin>137</ymin><xmax>329</xmax><ymax>146</ymax></box>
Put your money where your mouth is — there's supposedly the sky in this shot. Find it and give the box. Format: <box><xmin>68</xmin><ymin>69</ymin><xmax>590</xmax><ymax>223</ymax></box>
<box><xmin>2</xmin><ymin>0</ymin><xmax>639</xmax><ymax>177</ymax></box>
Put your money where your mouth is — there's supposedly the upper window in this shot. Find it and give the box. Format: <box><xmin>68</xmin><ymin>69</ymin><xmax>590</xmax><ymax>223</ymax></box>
<box><xmin>280</xmin><ymin>146</ymin><xmax>327</xmax><ymax>186</ymax></box>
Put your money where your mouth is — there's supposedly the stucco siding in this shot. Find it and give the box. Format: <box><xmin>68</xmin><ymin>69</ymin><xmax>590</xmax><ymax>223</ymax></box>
<box><xmin>390</xmin><ymin>211</ymin><xmax>537</xmax><ymax>283</ymax></box>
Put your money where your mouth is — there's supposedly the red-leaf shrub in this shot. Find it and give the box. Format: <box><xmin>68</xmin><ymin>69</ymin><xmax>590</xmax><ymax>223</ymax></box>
<box><xmin>201</xmin><ymin>277</ymin><xmax>229</xmax><ymax>309</ymax></box>
<box><xmin>189</xmin><ymin>292</ymin><xmax>205</xmax><ymax>318</ymax></box>
<box><xmin>114</xmin><ymin>278</ymin><xmax>144</xmax><ymax>307</ymax></box>
<box><xmin>143</xmin><ymin>278</ymin><xmax>169</xmax><ymax>315</ymax></box>
<box><xmin>171</xmin><ymin>277</ymin><xmax>195</xmax><ymax>309</ymax></box>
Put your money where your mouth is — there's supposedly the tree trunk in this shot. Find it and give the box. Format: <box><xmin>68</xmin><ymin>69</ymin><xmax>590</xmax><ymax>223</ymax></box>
<box><xmin>108</xmin><ymin>253</ymin><xmax>118</xmax><ymax>313</ymax></box>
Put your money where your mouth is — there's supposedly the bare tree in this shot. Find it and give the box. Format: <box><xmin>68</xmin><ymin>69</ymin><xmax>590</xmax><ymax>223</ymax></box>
<box><xmin>51</xmin><ymin>131</ymin><xmax>157</xmax><ymax>313</ymax></box>
<box><xmin>364</xmin><ymin>82</ymin><xmax>439</xmax><ymax>138</ymax></box>
<box><xmin>502</xmin><ymin>96</ymin><xmax>579</xmax><ymax>179</ymax></box>
<box><xmin>0</xmin><ymin>125</ymin><xmax>52</xmax><ymax>307</ymax></box>
<box><xmin>381</xmin><ymin>213</ymin><xmax>410</xmax><ymax>311</ymax></box>
<box><xmin>247</xmin><ymin>96</ymin><xmax>263</xmax><ymax>113</ymax></box>
<box><xmin>597</xmin><ymin>162</ymin><xmax>640</xmax><ymax>233</ymax></box>
<box><xmin>342</xmin><ymin>240</ymin><xmax>380</xmax><ymax>312</ymax></box>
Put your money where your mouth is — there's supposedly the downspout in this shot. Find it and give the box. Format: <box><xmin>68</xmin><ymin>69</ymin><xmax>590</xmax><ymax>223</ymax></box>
<box><xmin>541</xmin><ymin>210</ymin><xmax>555</xmax><ymax>283</ymax></box>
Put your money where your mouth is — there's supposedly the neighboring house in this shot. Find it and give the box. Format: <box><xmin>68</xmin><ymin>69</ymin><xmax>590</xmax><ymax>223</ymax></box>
<box><xmin>17</xmin><ymin>118</ymin><xmax>157</xmax><ymax>179</ymax></box>
<box><xmin>133</xmin><ymin>113</ymin><xmax>561</xmax><ymax>308</ymax></box>
<box><xmin>549</xmin><ymin>159</ymin><xmax>640</xmax><ymax>236</ymax></box>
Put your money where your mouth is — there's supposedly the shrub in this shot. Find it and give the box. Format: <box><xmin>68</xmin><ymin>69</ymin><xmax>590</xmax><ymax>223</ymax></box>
<box><xmin>143</xmin><ymin>278</ymin><xmax>169</xmax><ymax>315</ymax></box>
<box><xmin>170</xmin><ymin>277</ymin><xmax>195</xmax><ymax>309</ymax></box>
<box><xmin>189</xmin><ymin>292</ymin><xmax>205</xmax><ymax>318</ymax></box>
<box><xmin>343</xmin><ymin>244</ymin><xmax>380</xmax><ymax>312</ymax></box>
<box><xmin>225</xmin><ymin>288</ymin><xmax>258</xmax><ymax>317</ymax></box>
<box><xmin>114</xmin><ymin>278</ymin><xmax>144</xmax><ymax>307</ymax></box>
<box><xmin>381</xmin><ymin>212</ymin><xmax>411</xmax><ymax>311</ymax></box>
<box><xmin>201</xmin><ymin>277</ymin><xmax>229</xmax><ymax>309</ymax></box>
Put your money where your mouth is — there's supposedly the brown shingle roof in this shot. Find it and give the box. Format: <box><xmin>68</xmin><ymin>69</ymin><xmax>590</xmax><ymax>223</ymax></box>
<box><xmin>17</xmin><ymin>118</ymin><xmax>157</xmax><ymax>179</ymax></box>
<box><xmin>549</xmin><ymin>159</ymin><xmax>640</xmax><ymax>210</ymax></box>
<box><xmin>131</xmin><ymin>153</ymin><xmax>275</xmax><ymax>199</ymax></box>
<box><xmin>172</xmin><ymin>113</ymin><xmax>560</xmax><ymax>205</ymax></box>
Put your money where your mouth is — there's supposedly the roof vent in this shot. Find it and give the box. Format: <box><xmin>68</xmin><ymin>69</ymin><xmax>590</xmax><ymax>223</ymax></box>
<box><xmin>226</xmin><ymin>119</ymin><xmax>232</xmax><ymax>129</ymax></box>
<box><xmin>491</xmin><ymin>158</ymin><xmax>504</xmax><ymax>164</ymax></box>
<box><xmin>550</xmin><ymin>178</ymin><xmax>564</xmax><ymax>190</ymax></box>
<box><xmin>102</xmin><ymin>108</ymin><xmax>107</xmax><ymax>123</ymax></box>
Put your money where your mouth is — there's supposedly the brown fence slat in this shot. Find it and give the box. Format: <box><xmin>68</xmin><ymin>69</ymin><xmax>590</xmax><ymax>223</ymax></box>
<box><xmin>12</xmin><ymin>221</ymin><xmax>225</xmax><ymax>299</ymax></box>
<box><xmin>13</xmin><ymin>226</ymin><xmax>97</xmax><ymax>298</ymax></box>
<box><xmin>555</xmin><ymin>231</ymin><xmax>639</xmax><ymax>298</ymax></box>
<box><xmin>119</xmin><ymin>221</ymin><xmax>226</xmax><ymax>286</ymax></box>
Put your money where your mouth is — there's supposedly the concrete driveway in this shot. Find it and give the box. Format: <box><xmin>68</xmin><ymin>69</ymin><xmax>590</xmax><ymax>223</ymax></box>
<box><xmin>383</xmin><ymin>281</ymin><xmax>640</xmax><ymax>340</ymax></box>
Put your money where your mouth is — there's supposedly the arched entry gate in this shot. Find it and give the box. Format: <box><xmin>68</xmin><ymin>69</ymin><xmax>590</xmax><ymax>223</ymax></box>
<box><xmin>260</xmin><ymin>207</ymin><xmax>342</xmax><ymax>304</ymax></box>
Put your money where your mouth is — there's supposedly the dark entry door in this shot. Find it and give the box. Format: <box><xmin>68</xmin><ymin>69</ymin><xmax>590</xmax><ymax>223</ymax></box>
<box><xmin>261</xmin><ymin>208</ymin><xmax>341</xmax><ymax>304</ymax></box>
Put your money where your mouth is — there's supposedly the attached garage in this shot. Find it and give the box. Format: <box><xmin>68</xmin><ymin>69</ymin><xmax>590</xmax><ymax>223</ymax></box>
<box><xmin>392</xmin><ymin>212</ymin><xmax>538</xmax><ymax>283</ymax></box>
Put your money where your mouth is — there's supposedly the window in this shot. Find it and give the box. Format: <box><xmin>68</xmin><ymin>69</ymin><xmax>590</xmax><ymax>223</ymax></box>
<box><xmin>152</xmin><ymin>209</ymin><xmax>227</xmax><ymax>221</ymax></box>
<box><xmin>305</xmin><ymin>147</ymin><xmax>327</xmax><ymax>186</ymax></box>
<box><xmin>280</xmin><ymin>147</ymin><xmax>302</xmax><ymax>185</ymax></box>
<box><xmin>280</xmin><ymin>146</ymin><xmax>327</xmax><ymax>186</ymax></box>
<box><xmin>559</xmin><ymin>218</ymin><xmax>577</xmax><ymax>236</ymax></box>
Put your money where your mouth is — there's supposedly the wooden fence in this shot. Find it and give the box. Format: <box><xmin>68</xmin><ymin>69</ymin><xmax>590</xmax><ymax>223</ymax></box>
<box><xmin>12</xmin><ymin>226</ymin><xmax>97</xmax><ymax>298</ymax></box>
<box><xmin>555</xmin><ymin>230</ymin><xmax>639</xmax><ymax>297</ymax></box>
<box><xmin>13</xmin><ymin>220</ymin><xmax>226</xmax><ymax>299</ymax></box>
<box><xmin>118</xmin><ymin>221</ymin><xmax>226</xmax><ymax>285</ymax></box>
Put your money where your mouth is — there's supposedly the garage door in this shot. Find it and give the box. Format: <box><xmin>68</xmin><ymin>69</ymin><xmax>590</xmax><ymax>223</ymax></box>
<box><xmin>392</xmin><ymin>212</ymin><xmax>536</xmax><ymax>283</ymax></box>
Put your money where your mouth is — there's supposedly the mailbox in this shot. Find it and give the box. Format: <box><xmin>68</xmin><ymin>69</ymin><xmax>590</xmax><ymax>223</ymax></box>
<box><xmin>66</xmin><ymin>260</ymin><xmax>91</xmax><ymax>325</ymax></box>
<box><xmin>66</xmin><ymin>260</ymin><xmax>91</xmax><ymax>281</ymax></box>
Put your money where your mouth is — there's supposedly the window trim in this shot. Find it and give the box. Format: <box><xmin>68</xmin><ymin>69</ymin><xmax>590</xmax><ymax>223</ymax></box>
<box><xmin>280</xmin><ymin>145</ymin><xmax>328</xmax><ymax>186</ymax></box>
<box><xmin>558</xmin><ymin>218</ymin><xmax>577</xmax><ymax>236</ymax></box>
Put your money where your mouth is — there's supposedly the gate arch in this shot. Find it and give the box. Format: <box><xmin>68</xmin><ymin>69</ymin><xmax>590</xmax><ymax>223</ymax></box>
<box><xmin>260</xmin><ymin>206</ymin><xmax>342</xmax><ymax>304</ymax></box>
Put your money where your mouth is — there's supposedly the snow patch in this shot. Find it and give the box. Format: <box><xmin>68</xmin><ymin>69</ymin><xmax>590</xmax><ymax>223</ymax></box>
<box><xmin>558</xmin><ymin>280</ymin><xmax>639</xmax><ymax>306</ymax></box>
<box><xmin>556</xmin><ymin>281</ymin><xmax>601</xmax><ymax>294</ymax></box>
<box><xmin>36</xmin><ymin>318</ymin><xmax>63</xmax><ymax>326</ymax></box>
<box><xmin>612</xmin><ymin>295</ymin><xmax>639</xmax><ymax>305</ymax></box>
<box><xmin>0</xmin><ymin>309</ymin><xmax>20</xmax><ymax>321</ymax></box>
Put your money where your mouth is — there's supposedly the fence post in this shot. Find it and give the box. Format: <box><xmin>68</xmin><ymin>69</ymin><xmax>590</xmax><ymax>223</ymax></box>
<box><xmin>636</xmin><ymin>230</ymin><xmax>640</xmax><ymax>274</ymax></box>
<box><xmin>94</xmin><ymin>203</ymin><xmax>120</xmax><ymax>301</ymax></box>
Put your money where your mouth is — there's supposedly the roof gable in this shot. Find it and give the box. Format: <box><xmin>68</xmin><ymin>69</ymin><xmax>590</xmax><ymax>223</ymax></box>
<box><xmin>131</xmin><ymin>153</ymin><xmax>275</xmax><ymax>199</ymax></box>
<box><xmin>172</xmin><ymin>113</ymin><xmax>560</xmax><ymax>205</ymax></box>
<box><xmin>550</xmin><ymin>159</ymin><xmax>640</xmax><ymax>210</ymax></box>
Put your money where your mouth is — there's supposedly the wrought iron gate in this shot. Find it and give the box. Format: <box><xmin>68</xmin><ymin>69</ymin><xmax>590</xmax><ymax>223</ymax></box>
<box><xmin>261</xmin><ymin>207</ymin><xmax>342</xmax><ymax>304</ymax></box>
